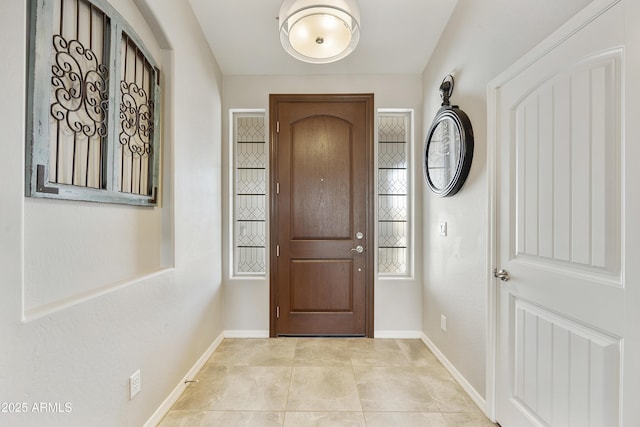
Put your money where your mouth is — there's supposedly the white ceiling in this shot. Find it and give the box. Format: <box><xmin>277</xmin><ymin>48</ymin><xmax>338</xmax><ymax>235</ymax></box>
<box><xmin>188</xmin><ymin>0</ymin><xmax>459</xmax><ymax>76</ymax></box>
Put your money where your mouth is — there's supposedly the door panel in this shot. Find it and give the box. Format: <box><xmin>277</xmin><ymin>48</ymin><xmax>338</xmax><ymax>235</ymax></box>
<box><xmin>513</xmin><ymin>53</ymin><xmax>621</xmax><ymax>279</ymax></box>
<box><xmin>510</xmin><ymin>300</ymin><xmax>620</xmax><ymax>427</ymax></box>
<box><xmin>291</xmin><ymin>116</ymin><xmax>352</xmax><ymax>239</ymax></box>
<box><xmin>290</xmin><ymin>259</ymin><xmax>353</xmax><ymax>311</ymax></box>
<box><xmin>270</xmin><ymin>94</ymin><xmax>374</xmax><ymax>337</ymax></box>
<box><xmin>495</xmin><ymin>2</ymin><xmax>625</xmax><ymax>426</ymax></box>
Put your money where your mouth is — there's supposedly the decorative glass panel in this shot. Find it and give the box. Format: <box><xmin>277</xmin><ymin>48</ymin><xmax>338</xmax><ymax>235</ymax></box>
<box><xmin>233</xmin><ymin>113</ymin><xmax>267</xmax><ymax>275</ymax></box>
<box><xmin>377</xmin><ymin>112</ymin><xmax>410</xmax><ymax>275</ymax></box>
<box><xmin>379</xmin><ymin>247</ymin><xmax>408</xmax><ymax>274</ymax></box>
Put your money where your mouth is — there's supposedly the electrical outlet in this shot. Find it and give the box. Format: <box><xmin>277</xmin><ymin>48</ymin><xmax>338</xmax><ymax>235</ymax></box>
<box><xmin>441</xmin><ymin>315</ymin><xmax>447</xmax><ymax>332</ymax></box>
<box><xmin>129</xmin><ymin>369</ymin><xmax>141</xmax><ymax>399</ymax></box>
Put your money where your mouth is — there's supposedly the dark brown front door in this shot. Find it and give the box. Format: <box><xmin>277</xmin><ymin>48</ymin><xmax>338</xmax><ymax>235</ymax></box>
<box><xmin>270</xmin><ymin>94</ymin><xmax>374</xmax><ymax>337</ymax></box>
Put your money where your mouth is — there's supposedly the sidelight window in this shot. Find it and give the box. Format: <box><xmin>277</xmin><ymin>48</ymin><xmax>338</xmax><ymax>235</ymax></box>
<box><xmin>26</xmin><ymin>0</ymin><xmax>161</xmax><ymax>206</ymax></box>
<box><xmin>377</xmin><ymin>111</ymin><xmax>412</xmax><ymax>276</ymax></box>
<box><xmin>232</xmin><ymin>111</ymin><xmax>267</xmax><ymax>276</ymax></box>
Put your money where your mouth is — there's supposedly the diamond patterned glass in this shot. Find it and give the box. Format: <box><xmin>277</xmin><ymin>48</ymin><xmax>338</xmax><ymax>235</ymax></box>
<box><xmin>378</xmin><ymin>194</ymin><xmax>407</xmax><ymax>221</ymax></box>
<box><xmin>237</xmin><ymin>168</ymin><xmax>266</xmax><ymax>194</ymax></box>
<box><xmin>378</xmin><ymin>247</ymin><xmax>408</xmax><ymax>274</ymax></box>
<box><xmin>378</xmin><ymin>169</ymin><xmax>407</xmax><ymax>194</ymax></box>
<box><xmin>237</xmin><ymin>142</ymin><xmax>266</xmax><ymax>169</ymax></box>
<box><xmin>234</xmin><ymin>113</ymin><xmax>267</xmax><ymax>275</ymax></box>
<box><xmin>236</xmin><ymin>247</ymin><xmax>265</xmax><ymax>274</ymax></box>
<box><xmin>377</xmin><ymin>113</ymin><xmax>410</xmax><ymax>275</ymax></box>
<box><xmin>378</xmin><ymin>221</ymin><xmax>407</xmax><ymax>247</ymax></box>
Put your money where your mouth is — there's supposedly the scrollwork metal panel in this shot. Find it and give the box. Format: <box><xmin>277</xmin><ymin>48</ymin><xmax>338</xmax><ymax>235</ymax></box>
<box><xmin>119</xmin><ymin>32</ymin><xmax>155</xmax><ymax>196</ymax></box>
<box><xmin>49</xmin><ymin>0</ymin><xmax>109</xmax><ymax>188</ymax></box>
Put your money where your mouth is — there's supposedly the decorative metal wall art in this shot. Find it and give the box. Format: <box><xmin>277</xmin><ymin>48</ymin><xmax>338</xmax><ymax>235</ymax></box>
<box><xmin>26</xmin><ymin>0</ymin><xmax>161</xmax><ymax>206</ymax></box>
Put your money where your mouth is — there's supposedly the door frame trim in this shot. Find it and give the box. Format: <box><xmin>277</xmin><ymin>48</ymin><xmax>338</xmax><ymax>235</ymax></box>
<box><xmin>486</xmin><ymin>0</ymin><xmax>621</xmax><ymax>422</ymax></box>
<box><xmin>268</xmin><ymin>93</ymin><xmax>375</xmax><ymax>338</ymax></box>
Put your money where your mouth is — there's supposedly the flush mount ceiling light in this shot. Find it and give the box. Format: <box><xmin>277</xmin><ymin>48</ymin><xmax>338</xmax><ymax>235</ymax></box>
<box><xmin>278</xmin><ymin>0</ymin><xmax>360</xmax><ymax>64</ymax></box>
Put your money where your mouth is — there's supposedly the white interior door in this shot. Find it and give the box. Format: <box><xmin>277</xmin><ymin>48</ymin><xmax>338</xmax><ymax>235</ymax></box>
<box><xmin>494</xmin><ymin>1</ymin><xmax>628</xmax><ymax>425</ymax></box>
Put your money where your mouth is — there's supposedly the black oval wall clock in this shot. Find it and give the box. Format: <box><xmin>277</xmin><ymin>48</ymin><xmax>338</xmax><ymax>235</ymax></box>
<box><xmin>424</xmin><ymin>75</ymin><xmax>474</xmax><ymax>197</ymax></box>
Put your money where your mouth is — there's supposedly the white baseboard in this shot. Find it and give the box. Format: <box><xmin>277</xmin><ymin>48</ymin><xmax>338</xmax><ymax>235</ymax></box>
<box><xmin>374</xmin><ymin>330</ymin><xmax>423</xmax><ymax>339</ymax></box>
<box><xmin>420</xmin><ymin>333</ymin><xmax>488</xmax><ymax>415</ymax></box>
<box><xmin>224</xmin><ymin>330</ymin><xmax>422</xmax><ymax>339</ymax></box>
<box><xmin>224</xmin><ymin>330</ymin><xmax>269</xmax><ymax>338</ymax></box>
<box><xmin>144</xmin><ymin>332</ymin><xmax>224</xmax><ymax>427</ymax></box>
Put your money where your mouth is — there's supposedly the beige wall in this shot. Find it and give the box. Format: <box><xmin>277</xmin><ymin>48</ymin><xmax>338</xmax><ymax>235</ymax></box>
<box><xmin>0</xmin><ymin>1</ymin><xmax>224</xmax><ymax>425</ymax></box>
<box><xmin>2</xmin><ymin>0</ymin><xmax>619</xmax><ymax>424</ymax></box>
<box><xmin>222</xmin><ymin>74</ymin><xmax>425</xmax><ymax>336</ymax></box>
<box><xmin>421</xmin><ymin>0</ymin><xmax>593</xmax><ymax>403</ymax></box>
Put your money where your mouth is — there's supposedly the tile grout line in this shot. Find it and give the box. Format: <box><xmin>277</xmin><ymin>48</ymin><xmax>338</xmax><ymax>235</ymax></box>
<box><xmin>349</xmin><ymin>341</ymin><xmax>367</xmax><ymax>425</ymax></box>
<box><xmin>281</xmin><ymin>338</ymin><xmax>296</xmax><ymax>426</ymax></box>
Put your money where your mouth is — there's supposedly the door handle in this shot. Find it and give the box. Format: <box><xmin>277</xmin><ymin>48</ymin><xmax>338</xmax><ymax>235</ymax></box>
<box><xmin>350</xmin><ymin>245</ymin><xmax>364</xmax><ymax>253</ymax></box>
<box><xmin>493</xmin><ymin>268</ymin><xmax>511</xmax><ymax>282</ymax></box>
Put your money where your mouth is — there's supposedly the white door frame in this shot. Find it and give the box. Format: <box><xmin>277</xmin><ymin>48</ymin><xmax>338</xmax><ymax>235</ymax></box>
<box><xmin>485</xmin><ymin>0</ymin><xmax>622</xmax><ymax>421</ymax></box>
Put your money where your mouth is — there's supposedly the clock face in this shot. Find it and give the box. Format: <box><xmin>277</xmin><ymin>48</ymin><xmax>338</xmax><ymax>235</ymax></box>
<box><xmin>424</xmin><ymin>106</ymin><xmax>474</xmax><ymax>197</ymax></box>
<box><xmin>426</xmin><ymin>117</ymin><xmax>461</xmax><ymax>192</ymax></box>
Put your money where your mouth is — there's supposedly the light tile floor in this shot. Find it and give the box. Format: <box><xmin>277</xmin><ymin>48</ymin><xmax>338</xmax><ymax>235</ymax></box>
<box><xmin>159</xmin><ymin>338</ymin><xmax>497</xmax><ymax>426</ymax></box>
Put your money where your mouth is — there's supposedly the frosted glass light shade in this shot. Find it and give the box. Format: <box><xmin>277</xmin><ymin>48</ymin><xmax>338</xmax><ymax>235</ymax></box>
<box><xmin>279</xmin><ymin>0</ymin><xmax>360</xmax><ymax>64</ymax></box>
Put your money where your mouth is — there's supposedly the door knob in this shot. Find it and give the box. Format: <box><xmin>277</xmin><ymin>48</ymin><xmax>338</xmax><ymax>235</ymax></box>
<box><xmin>493</xmin><ymin>268</ymin><xmax>511</xmax><ymax>282</ymax></box>
<box><xmin>351</xmin><ymin>245</ymin><xmax>364</xmax><ymax>253</ymax></box>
